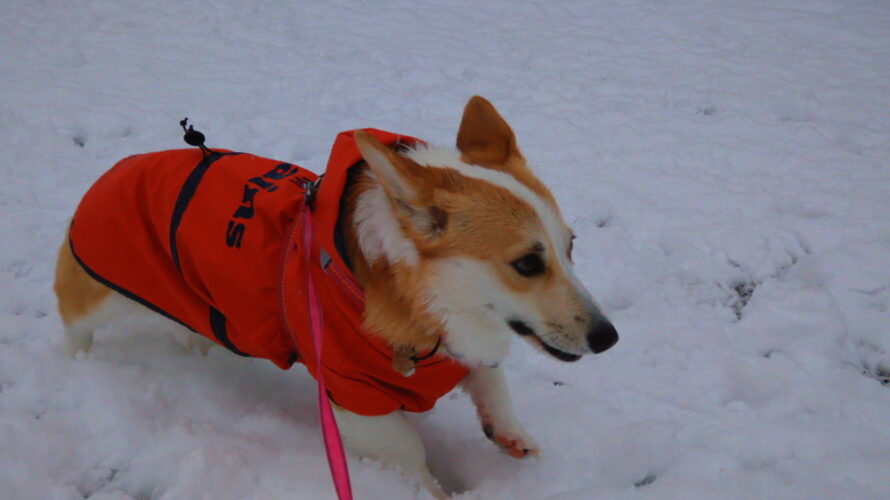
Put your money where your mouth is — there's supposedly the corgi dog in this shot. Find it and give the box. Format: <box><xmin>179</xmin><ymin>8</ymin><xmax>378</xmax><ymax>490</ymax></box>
<box><xmin>54</xmin><ymin>96</ymin><xmax>618</xmax><ymax>498</ymax></box>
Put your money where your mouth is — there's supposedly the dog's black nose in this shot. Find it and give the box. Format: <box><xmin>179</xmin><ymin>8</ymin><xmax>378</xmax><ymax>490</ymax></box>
<box><xmin>587</xmin><ymin>321</ymin><xmax>618</xmax><ymax>354</ymax></box>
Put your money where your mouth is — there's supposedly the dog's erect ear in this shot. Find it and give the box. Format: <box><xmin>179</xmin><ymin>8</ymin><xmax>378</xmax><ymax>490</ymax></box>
<box><xmin>354</xmin><ymin>130</ymin><xmax>448</xmax><ymax>239</ymax></box>
<box><xmin>456</xmin><ymin>96</ymin><xmax>523</xmax><ymax>167</ymax></box>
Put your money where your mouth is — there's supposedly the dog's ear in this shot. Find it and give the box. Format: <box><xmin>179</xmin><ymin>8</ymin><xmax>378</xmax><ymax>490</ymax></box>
<box><xmin>456</xmin><ymin>96</ymin><xmax>523</xmax><ymax>167</ymax></box>
<box><xmin>354</xmin><ymin>130</ymin><xmax>448</xmax><ymax>239</ymax></box>
<box><xmin>355</xmin><ymin>130</ymin><xmax>418</xmax><ymax>202</ymax></box>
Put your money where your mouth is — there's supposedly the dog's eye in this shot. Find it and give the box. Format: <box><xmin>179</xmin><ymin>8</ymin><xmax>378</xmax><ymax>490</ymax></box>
<box><xmin>512</xmin><ymin>254</ymin><xmax>545</xmax><ymax>277</ymax></box>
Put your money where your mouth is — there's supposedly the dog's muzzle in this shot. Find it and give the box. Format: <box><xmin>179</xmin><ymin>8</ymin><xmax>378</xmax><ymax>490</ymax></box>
<box><xmin>508</xmin><ymin>317</ymin><xmax>618</xmax><ymax>362</ymax></box>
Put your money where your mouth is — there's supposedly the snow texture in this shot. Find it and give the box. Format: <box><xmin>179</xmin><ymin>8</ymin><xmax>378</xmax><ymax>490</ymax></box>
<box><xmin>2</xmin><ymin>1</ymin><xmax>890</xmax><ymax>499</ymax></box>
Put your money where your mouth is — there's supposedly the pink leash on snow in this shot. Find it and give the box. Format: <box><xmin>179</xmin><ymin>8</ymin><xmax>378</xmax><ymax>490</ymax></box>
<box><xmin>302</xmin><ymin>203</ymin><xmax>353</xmax><ymax>500</ymax></box>
<box><xmin>281</xmin><ymin>198</ymin><xmax>353</xmax><ymax>500</ymax></box>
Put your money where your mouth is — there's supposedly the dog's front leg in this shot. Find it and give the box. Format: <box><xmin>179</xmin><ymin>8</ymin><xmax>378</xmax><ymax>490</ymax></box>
<box><xmin>331</xmin><ymin>403</ymin><xmax>447</xmax><ymax>499</ymax></box>
<box><xmin>462</xmin><ymin>365</ymin><xmax>540</xmax><ymax>458</ymax></box>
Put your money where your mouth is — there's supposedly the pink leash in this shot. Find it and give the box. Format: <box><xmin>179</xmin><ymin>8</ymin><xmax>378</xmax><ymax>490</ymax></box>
<box><xmin>283</xmin><ymin>201</ymin><xmax>353</xmax><ymax>500</ymax></box>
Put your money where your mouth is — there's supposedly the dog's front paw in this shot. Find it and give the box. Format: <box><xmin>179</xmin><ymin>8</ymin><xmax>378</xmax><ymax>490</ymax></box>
<box><xmin>481</xmin><ymin>420</ymin><xmax>540</xmax><ymax>458</ymax></box>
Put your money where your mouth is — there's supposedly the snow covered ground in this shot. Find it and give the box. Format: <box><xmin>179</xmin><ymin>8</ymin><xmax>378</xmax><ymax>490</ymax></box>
<box><xmin>2</xmin><ymin>1</ymin><xmax>889</xmax><ymax>498</ymax></box>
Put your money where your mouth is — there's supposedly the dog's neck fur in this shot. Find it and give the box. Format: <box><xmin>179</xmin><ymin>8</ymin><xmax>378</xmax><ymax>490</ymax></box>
<box><xmin>339</xmin><ymin>163</ymin><xmax>444</xmax><ymax>354</ymax></box>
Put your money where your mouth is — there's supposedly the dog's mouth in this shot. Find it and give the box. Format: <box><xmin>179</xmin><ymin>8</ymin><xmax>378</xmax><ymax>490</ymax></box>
<box><xmin>507</xmin><ymin>319</ymin><xmax>582</xmax><ymax>362</ymax></box>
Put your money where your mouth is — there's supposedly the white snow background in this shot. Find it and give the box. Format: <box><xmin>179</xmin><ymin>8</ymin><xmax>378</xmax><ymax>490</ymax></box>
<box><xmin>1</xmin><ymin>1</ymin><xmax>889</xmax><ymax>499</ymax></box>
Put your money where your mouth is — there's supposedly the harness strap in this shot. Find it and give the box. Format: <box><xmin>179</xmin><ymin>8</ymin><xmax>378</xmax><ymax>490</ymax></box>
<box><xmin>280</xmin><ymin>201</ymin><xmax>353</xmax><ymax>500</ymax></box>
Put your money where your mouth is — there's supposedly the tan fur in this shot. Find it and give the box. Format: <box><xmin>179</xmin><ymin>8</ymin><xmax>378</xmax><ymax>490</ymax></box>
<box><xmin>340</xmin><ymin>143</ymin><xmax>544</xmax><ymax>352</ymax></box>
<box><xmin>53</xmin><ymin>230</ymin><xmax>111</xmax><ymax>326</ymax></box>
<box><xmin>346</xmin><ymin>111</ymin><xmax>589</xmax><ymax>357</ymax></box>
<box><xmin>340</xmin><ymin>164</ymin><xmax>447</xmax><ymax>352</ymax></box>
<box><xmin>343</xmin><ymin>159</ymin><xmax>584</xmax><ymax>349</ymax></box>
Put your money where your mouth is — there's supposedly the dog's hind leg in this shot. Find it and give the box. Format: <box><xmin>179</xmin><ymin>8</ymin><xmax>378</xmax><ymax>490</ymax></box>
<box><xmin>62</xmin><ymin>319</ymin><xmax>96</xmax><ymax>356</ymax></box>
<box><xmin>54</xmin><ymin>232</ymin><xmax>214</xmax><ymax>357</ymax></box>
<box><xmin>53</xmin><ymin>234</ymin><xmax>130</xmax><ymax>356</ymax></box>
<box><xmin>332</xmin><ymin>404</ymin><xmax>448</xmax><ymax>499</ymax></box>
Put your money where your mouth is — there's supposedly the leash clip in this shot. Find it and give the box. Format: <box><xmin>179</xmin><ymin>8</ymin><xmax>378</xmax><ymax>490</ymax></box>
<box><xmin>303</xmin><ymin>175</ymin><xmax>324</xmax><ymax>210</ymax></box>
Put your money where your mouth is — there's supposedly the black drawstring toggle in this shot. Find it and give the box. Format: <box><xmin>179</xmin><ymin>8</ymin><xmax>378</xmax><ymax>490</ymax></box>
<box><xmin>180</xmin><ymin>118</ymin><xmax>212</xmax><ymax>156</ymax></box>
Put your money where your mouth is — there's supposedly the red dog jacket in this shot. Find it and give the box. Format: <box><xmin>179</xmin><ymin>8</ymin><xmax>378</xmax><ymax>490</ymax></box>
<box><xmin>69</xmin><ymin>129</ymin><xmax>468</xmax><ymax>416</ymax></box>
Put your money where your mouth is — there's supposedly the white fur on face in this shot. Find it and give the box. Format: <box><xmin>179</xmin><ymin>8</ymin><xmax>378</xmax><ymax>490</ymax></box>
<box><xmin>353</xmin><ymin>172</ymin><xmax>419</xmax><ymax>266</ymax></box>
<box><xmin>425</xmin><ymin>255</ymin><xmax>592</xmax><ymax>366</ymax></box>
<box><xmin>424</xmin><ymin>257</ymin><xmax>519</xmax><ymax>367</ymax></box>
